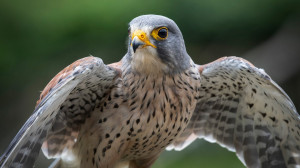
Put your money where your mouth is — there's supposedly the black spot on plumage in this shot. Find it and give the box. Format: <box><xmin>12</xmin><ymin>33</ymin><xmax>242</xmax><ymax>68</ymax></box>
<box><xmin>130</xmin><ymin>106</ymin><xmax>137</xmax><ymax>111</ymax></box>
<box><xmin>146</xmin><ymin>100</ymin><xmax>151</xmax><ymax>108</ymax></box>
<box><xmin>184</xmin><ymin>117</ymin><xmax>188</xmax><ymax>123</ymax></box>
<box><xmin>259</xmin><ymin>111</ymin><xmax>267</xmax><ymax>118</ymax></box>
<box><xmin>172</xmin><ymin>123</ymin><xmax>176</xmax><ymax>129</ymax></box>
<box><xmin>269</xmin><ymin>116</ymin><xmax>276</xmax><ymax>122</ymax></box>
<box><xmin>129</xmin><ymin>80</ymin><xmax>135</xmax><ymax>86</ymax></box>
<box><xmin>143</xmin><ymin>139</ymin><xmax>149</xmax><ymax>145</ymax></box>
<box><xmin>170</xmin><ymin>113</ymin><xmax>173</xmax><ymax>120</ymax></box>
<box><xmin>177</xmin><ymin>127</ymin><xmax>182</xmax><ymax>132</ymax></box>
<box><xmin>152</xmin><ymin>109</ymin><xmax>156</xmax><ymax>117</ymax></box>
<box><xmin>153</xmin><ymin>92</ymin><xmax>157</xmax><ymax>99</ymax></box>
<box><xmin>114</xmin><ymin>103</ymin><xmax>119</xmax><ymax>108</ymax></box>
<box><xmin>69</xmin><ymin>104</ymin><xmax>75</xmax><ymax>109</ymax></box>
<box><xmin>283</xmin><ymin>119</ymin><xmax>289</xmax><ymax>124</ymax></box>
<box><xmin>59</xmin><ymin>105</ymin><xmax>64</xmax><ymax>110</ymax></box>
<box><xmin>131</xmin><ymin>93</ymin><xmax>137</xmax><ymax>99</ymax></box>
<box><xmin>114</xmin><ymin>93</ymin><xmax>119</xmax><ymax>98</ymax></box>
<box><xmin>142</xmin><ymin>91</ymin><xmax>148</xmax><ymax>102</ymax></box>
<box><xmin>247</xmin><ymin>103</ymin><xmax>254</xmax><ymax>108</ymax></box>
<box><xmin>275</xmin><ymin>136</ymin><xmax>282</xmax><ymax>142</ymax></box>
<box><xmin>102</xmin><ymin>148</ymin><xmax>106</xmax><ymax>155</ymax></box>
<box><xmin>130</xmin><ymin>101</ymin><xmax>136</xmax><ymax>106</ymax></box>
<box><xmin>107</xmin><ymin>145</ymin><xmax>111</xmax><ymax>149</ymax></box>
<box><xmin>232</xmin><ymin>83</ymin><xmax>237</xmax><ymax>88</ymax></box>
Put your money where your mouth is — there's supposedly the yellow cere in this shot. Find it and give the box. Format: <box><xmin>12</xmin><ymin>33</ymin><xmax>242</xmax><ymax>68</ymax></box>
<box><xmin>131</xmin><ymin>30</ymin><xmax>157</xmax><ymax>48</ymax></box>
<box><xmin>151</xmin><ymin>27</ymin><xmax>168</xmax><ymax>41</ymax></box>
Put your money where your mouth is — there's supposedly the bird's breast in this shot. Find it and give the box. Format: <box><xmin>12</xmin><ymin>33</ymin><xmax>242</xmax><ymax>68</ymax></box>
<box><xmin>121</xmin><ymin>67</ymin><xmax>201</xmax><ymax>159</ymax></box>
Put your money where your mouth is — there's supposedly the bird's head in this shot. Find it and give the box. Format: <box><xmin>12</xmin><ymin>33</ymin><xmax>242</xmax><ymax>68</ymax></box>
<box><xmin>125</xmin><ymin>15</ymin><xmax>190</xmax><ymax>75</ymax></box>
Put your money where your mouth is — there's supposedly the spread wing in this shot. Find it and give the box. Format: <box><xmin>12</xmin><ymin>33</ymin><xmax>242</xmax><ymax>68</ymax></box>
<box><xmin>0</xmin><ymin>56</ymin><xmax>121</xmax><ymax>168</ymax></box>
<box><xmin>167</xmin><ymin>56</ymin><xmax>300</xmax><ymax>167</ymax></box>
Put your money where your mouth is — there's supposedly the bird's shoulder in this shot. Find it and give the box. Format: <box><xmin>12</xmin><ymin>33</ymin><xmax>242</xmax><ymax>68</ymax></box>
<box><xmin>36</xmin><ymin>56</ymin><xmax>122</xmax><ymax>106</ymax></box>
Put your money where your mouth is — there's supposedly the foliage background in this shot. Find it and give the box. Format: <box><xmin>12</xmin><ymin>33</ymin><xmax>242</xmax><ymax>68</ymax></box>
<box><xmin>0</xmin><ymin>0</ymin><xmax>300</xmax><ymax>167</ymax></box>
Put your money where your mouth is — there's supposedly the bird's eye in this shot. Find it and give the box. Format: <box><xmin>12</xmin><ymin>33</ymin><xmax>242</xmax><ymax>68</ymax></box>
<box><xmin>151</xmin><ymin>27</ymin><xmax>168</xmax><ymax>40</ymax></box>
<box><xmin>158</xmin><ymin>28</ymin><xmax>168</xmax><ymax>39</ymax></box>
<box><xmin>128</xmin><ymin>27</ymin><xmax>131</xmax><ymax>36</ymax></box>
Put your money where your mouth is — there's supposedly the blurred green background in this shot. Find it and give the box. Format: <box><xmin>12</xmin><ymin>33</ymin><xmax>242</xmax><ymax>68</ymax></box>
<box><xmin>1</xmin><ymin>0</ymin><xmax>300</xmax><ymax>167</ymax></box>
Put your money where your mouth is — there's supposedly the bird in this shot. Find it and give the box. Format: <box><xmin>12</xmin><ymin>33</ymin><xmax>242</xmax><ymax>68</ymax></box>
<box><xmin>0</xmin><ymin>14</ymin><xmax>300</xmax><ymax>168</ymax></box>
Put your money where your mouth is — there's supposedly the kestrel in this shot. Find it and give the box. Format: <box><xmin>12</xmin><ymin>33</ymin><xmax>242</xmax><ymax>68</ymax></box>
<box><xmin>1</xmin><ymin>15</ymin><xmax>300</xmax><ymax>168</ymax></box>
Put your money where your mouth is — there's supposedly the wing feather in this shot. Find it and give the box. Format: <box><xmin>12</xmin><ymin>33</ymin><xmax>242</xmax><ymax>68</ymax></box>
<box><xmin>168</xmin><ymin>56</ymin><xmax>300</xmax><ymax>167</ymax></box>
<box><xmin>0</xmin><ymin>56</ymin><xmax>119</xmax><ymax>168</ymax></box>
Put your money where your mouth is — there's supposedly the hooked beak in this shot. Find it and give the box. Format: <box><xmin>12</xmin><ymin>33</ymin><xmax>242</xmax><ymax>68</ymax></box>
<box><xmin>131</xmin><ymin>30</ymin><xmax>156</xmax><ymax>53</ymax></box>
<box><xmin>132</xmin><ymin>37</ymin><xmax>144</xmax><ymax>53</ymax></box>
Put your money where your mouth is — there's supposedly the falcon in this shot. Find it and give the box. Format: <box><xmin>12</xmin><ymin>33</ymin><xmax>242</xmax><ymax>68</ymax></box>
<box><xmin>1</xmin><ymin>15</ymin><xmax>300</xmax><ymax>168</ymax></box>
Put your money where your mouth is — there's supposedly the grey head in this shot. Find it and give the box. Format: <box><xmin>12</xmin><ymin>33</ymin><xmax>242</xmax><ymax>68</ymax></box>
<box><xmin>124</xmin><ymin>14</ymin><xmax>190</xmax><ymax>75</ymax></box>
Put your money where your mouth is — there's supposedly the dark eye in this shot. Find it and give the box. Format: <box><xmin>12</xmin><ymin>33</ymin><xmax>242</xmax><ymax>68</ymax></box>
<box><xmin>151</xmin><ymin>27</ymin><xmax>168</xmax><ymax>40</ymax></box>
<box><xmin>128</xmin><ymin>27</ymin><xmax>131</xmax><ymax>36</ymax></box>
<box><xmin>158</xmin><ymin>27</ymin><xmax>168</xmax><ymax>39</ymax></box>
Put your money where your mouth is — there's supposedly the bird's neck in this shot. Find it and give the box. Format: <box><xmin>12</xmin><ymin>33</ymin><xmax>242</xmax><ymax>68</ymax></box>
<box><xmin>123</xmin><ymin>50</ymin><xmax>170</xmax><ymax>76</ymax></box>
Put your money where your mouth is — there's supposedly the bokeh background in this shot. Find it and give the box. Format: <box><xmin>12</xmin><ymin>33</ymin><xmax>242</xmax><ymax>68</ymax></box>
<box><xmin>1</xmin><ymin>0</ymin><xmax>300</xmax><ymax>167</ymax></box>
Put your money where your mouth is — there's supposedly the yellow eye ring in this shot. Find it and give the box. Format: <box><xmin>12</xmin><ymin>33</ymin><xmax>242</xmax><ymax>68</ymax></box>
<box><xmin>151</xmin><ymin>27</ymin><xmax>168</xmax><ymax>40</ymax></box>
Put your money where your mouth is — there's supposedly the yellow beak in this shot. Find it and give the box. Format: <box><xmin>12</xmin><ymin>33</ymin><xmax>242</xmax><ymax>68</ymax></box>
<box><xmin>131</xmin><ymin>30</ymin><xmax>156</xmax><ymax>52</ymax></box>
